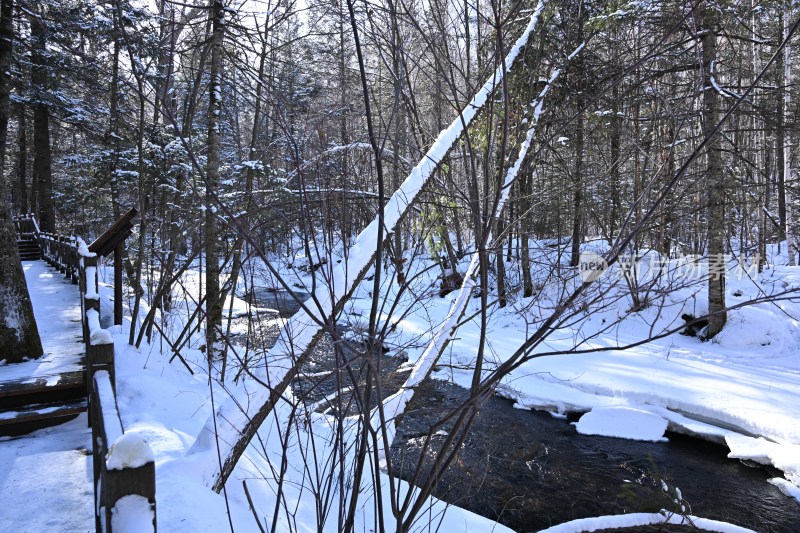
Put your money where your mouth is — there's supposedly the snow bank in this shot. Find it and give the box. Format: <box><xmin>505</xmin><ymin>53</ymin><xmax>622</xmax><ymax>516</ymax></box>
<box><xmin>726</xmin><ymin>433</ymin><xmax>800</xmax><ymax>498</ymax></box>
<box><xmin>107</xmin><ymin>432</ymin><xmax>154</xmax><ymax>470</ymax></box>
<box><xmin>574</xmin><ymin>407</ymin><xmax>668</xmax><ymax>442</ymax></box>
<box><xmin>110</xmin><ymin>495</ymin><xmax>154</xmax><ymax>533</ymax></box>
<box><xmin>538</xmin><ymin>512</ymin><xmax>756</xmax><ymax>532</ymax></box>
<box><xmin>713</xmin><ymin>306</ymin><xmax>793</xmax><ymax>352</ymax></box>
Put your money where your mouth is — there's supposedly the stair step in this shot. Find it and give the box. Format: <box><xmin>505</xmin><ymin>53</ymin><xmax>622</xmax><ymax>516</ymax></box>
<box><xmin>0</xmin><ymin>399</ymin><xmax>86</xmax><ymax>436</ymax></box>
<box><xmin>0</xmin><ymin>370</ymin><xmax>85</xmax><ymax>410</ymax></box>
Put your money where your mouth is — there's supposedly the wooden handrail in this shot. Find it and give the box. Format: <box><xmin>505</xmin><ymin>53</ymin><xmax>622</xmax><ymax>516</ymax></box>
<box><xmin>79</xmin><ymin>243</ymin><xmax>157</xmax><ymax>533</ymax></box>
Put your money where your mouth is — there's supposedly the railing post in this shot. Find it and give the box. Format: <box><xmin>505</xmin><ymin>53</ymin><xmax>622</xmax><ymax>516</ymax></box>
<box><xmin>102</xmin><ymin>443</ymin><xmax>157</xmax><ymax>533</ymax></box>
<box><xmin>92</xmin><ymin>371</ymin><xmax>156</xmax><ymax>533</ymax></box>
<box><xmin>114</xmin><ymin>244</ymin><xmax>123</xmax><ymax>325</ymax></box>
<box><xmin>81</xmin><ymin>249</ymin><xmax>117</xmax><ymax>411</ymax></box>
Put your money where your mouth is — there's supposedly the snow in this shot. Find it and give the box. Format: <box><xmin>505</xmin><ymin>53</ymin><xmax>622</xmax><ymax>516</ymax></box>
<box><xmin>370</xmin><ymin>243</ymin><xmax>800</xmax><ymax>509</ymax></box>
<box><xmin>537</xmin><ymin>512</ymin><xmax>756</xmax><ymax>532</ymax></box>
<box><xmin>77</xmin><ymin>238</ymin><xmax>94</xmax><ymax>258</ymax></box>
<box><xmin>6</xmin><ymin>222</ymin><xmax>800</xmax><ymax>531</ymax></box>
<box><xmin>110</xmin><ymin>495</ymin><xmax>154</xmax><ymax>533</ymax></box>
<box><xmin>106</xmin><ymin>432</ymin><xmax>154</xmax><ymax>470</ymax></box>
<box><xmin>574</xmin><ymin>406</ymin><xmax>668</xmax><ymax>441</ymax></box>
<box><xmin>84</xmin><ymin>266</ymin><xmax>100</xmax><ymax>299</ymax></box>
<box><xmin>0</xmin><ymin>414</ymin><xmax>93</xmax><ymax>532</ymax></box>
<box><xmin>95</xmin><ymin>370</ymin><xmax>123</xmax><ymax>446</ymax></box>
<box><xmin>0</xmin><ymin>262</ymin><xmax>83</xmax><ymax>381</ymax></box>
<box><xmin>770</xmin><ymin>477</ymin><xmax>800</xmax><ymax>500</ymax></box>
<box><xmin>86</xmin><ymin>308</ymin><xmax>113</xmax><ymax>345</ymax></box>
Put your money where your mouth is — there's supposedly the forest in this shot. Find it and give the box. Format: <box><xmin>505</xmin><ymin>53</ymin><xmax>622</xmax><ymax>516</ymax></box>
<box><xmin>1</xmin><ymin>0</ymin><xmax>800</xmax><ymax>531</ymax></box>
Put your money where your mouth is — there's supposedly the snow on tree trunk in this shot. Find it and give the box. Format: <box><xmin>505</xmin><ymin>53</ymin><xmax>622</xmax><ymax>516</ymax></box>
<box><xmin>191</xmin><ymin>0</ymin><xmax>547</xmax><ymax>493</ymax></box>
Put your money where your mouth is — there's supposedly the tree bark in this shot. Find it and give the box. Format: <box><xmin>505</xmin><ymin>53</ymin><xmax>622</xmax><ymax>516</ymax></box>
<box><xmin>0</xmin><ymin>0</ymin><xmax>43</xmax><ymax>362</ymax></box>
<box><xmin>205</xmin><ymin>0</ymin><xmax>224</xmax><ymax>361</ymax></box>
<box><xmin>17</xmin><ymin>107</ymin><xmax>27</xmax><ymax>214</ymax></box>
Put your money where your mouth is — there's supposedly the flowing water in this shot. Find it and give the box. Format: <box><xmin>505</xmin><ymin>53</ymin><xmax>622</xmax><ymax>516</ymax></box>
<box><xmin>390</xmin><ymin>379</ymin><xmax>800</xmax><ymax>532</ymax></box>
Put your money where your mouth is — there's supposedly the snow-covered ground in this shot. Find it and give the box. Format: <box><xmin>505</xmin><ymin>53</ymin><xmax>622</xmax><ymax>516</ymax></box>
<box><xmin>4</xmin><ymin>238</ymin><xmax>800</xmax><ymax>532</ymax></box>
<box><xmin>0</xmin><ymin>413</ymin><xmax>93</xmax><ymax>532</ymax></box>
<box><xmin>381</xmin><ymin>243</ymin><xmax>800</xmax><ymax>510</ymax></box>
<box><xmin>0</xmin><ymin>261</ymin><xmax>83</xmax><ymax>379</ymax></box>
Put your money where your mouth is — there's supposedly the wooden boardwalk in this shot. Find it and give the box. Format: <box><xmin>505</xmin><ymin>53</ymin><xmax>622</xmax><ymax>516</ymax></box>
<box><xmin>0</xmin><ymin>259</ymin><xmax>94</xmax><ymax>532</ymax></box>
<box><xmin>2</xmin><ymin>215</ymin><xmax>156</xmax><ymax>532</ymax></box>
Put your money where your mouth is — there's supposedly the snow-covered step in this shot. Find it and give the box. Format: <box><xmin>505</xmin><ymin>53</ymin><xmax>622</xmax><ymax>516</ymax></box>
<box><xmin>0</xmin><ymin>398</ymin><xmax>86</xmax><ymax>437</ymax></box>
<box><xmin>0</xmin><ymin>370</ymin><xmax>85</xmax><ymax>410</ymax></box>
<box><xmin>16</xmin><ymin>237</ymin><xmax>42</xmax><ymax>260</ymax></box>
<box><xmin>0</xmin><ymin>369</ymin><xmax>86</xmax><ymax>436</ymax></box>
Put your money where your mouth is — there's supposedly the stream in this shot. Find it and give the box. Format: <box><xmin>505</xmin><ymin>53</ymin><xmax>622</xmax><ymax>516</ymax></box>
<box><xmin>245</xmin><ymin>288</ymin><xmax>800</xmax><ymax>532</ymax></box>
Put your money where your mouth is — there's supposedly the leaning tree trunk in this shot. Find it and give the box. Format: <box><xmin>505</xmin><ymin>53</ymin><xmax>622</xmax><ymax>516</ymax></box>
<box><xmin>195</xmin><ymin>5</ymin><xmax>547</xmax><ymax>493</ymax></box>
<box><xmin>0</xmin><ymin>0</ymin><xmax>43</xmax><ymax>362</ymax></box>
<box><xmin>702</xmin><ymin>6</ymin><xmax>726</xmax><ymax>338</ymax></box>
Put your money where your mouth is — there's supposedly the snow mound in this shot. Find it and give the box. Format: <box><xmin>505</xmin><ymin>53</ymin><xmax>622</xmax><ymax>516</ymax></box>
<box><xmin>106</xmin><ymin>432</ymin><xmax>154</xmax><ymax>470</ymax></box>
<box><xmin>574</xmin><ymin>407</ymin><xmax>668</xmax><ymax>442</ymax></box>
<box><xmin>713</xmin><ymin>306</ymin><xmax>792</xmax><ymax>352</ymax></box>
<box><xmin>110</xmin><ymin>495</ymin><xmax>154</xmax><ymax>533</ymax></box>
<box><xmin>90</xmin><ymin>328</ymin><xmax>113</xmax><ymax>345</ymax></box>
<box><xmin>769</xmin><ymin>478</ymin><xmax>800</xmax><ymax>502</ymax></box>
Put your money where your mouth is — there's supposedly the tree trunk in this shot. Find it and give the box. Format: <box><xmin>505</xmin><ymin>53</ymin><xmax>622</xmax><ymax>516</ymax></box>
<box><xmin>30</xmin><ymin>13</ymin><xmax>54</xmax><ymax>232</ymax></box>
<box><xmin>0</xmin><ymin>0</ymin><xmax>43</xmax><ymax>362</ymax></box>
<box><xmin>782</xmin><ymin>10</ymin><xmax>797</xmax><ymax>265</ymax></box>
<box><xmin>205</xmin><ymin>0</ymin><xmax>224</xmax><ymax>361</ymax></box>
<box><xmin>17</xmin><ymin>107</ymin><xmax>27</xmax><ymax>214</ymax></box>
<box><xmin>776</xmin><ymin>12</ymin><xmax>788</xmax><ymax>244</ymax></box>
<box><xmin>569</xmin><ymin>112</ymin><xmax>584</xmax><ymax>267</ymax></box>
<box><xmin>702</xmin><ymin>6</ymin><xmax>726</xmax><ymax>338</ymax></box>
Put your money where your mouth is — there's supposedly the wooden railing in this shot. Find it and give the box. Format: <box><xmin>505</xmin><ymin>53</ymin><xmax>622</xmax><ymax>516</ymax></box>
<box><xmin>14</xmin><ymin>215</ymin><xmax>156</xmax><ymax>533</ymax></box>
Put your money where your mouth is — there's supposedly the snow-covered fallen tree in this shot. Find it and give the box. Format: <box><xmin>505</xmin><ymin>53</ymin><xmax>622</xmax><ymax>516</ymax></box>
<box><xmin>374</xmin><ymin>42</ymin><xmax>585</xmax><ymax>453</ymax></box>
<box><xmin>190</xmin><ymin>0</ymin><xmax>547</xmax><ymax>493</ymax></box>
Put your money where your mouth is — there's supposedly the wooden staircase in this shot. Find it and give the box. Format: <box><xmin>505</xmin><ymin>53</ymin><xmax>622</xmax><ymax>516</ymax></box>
<box><xmin>17</xmin><ymin>236</ymin><xmax>43</xmax><ymax>260</ymax></box>
<box><xmin>0</xmin><ymin>370</ymin><xmax>86</xmax><ymax>436</ymax></box>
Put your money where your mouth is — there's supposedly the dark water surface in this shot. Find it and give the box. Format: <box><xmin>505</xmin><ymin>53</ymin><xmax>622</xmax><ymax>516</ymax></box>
<box><xmin>391</xmin><ymin>380</ymin><xmax>800</xmax><ymax>533</ymax></box>
<box><xmin>247</xmin><ymin>290</ymin><xmax>800</xmax><ymax>532</ymax></box>
<box><xmin>246</xmin><ymin>287</ymin><xmax>309</xmax><ymax>316</ymax></box>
